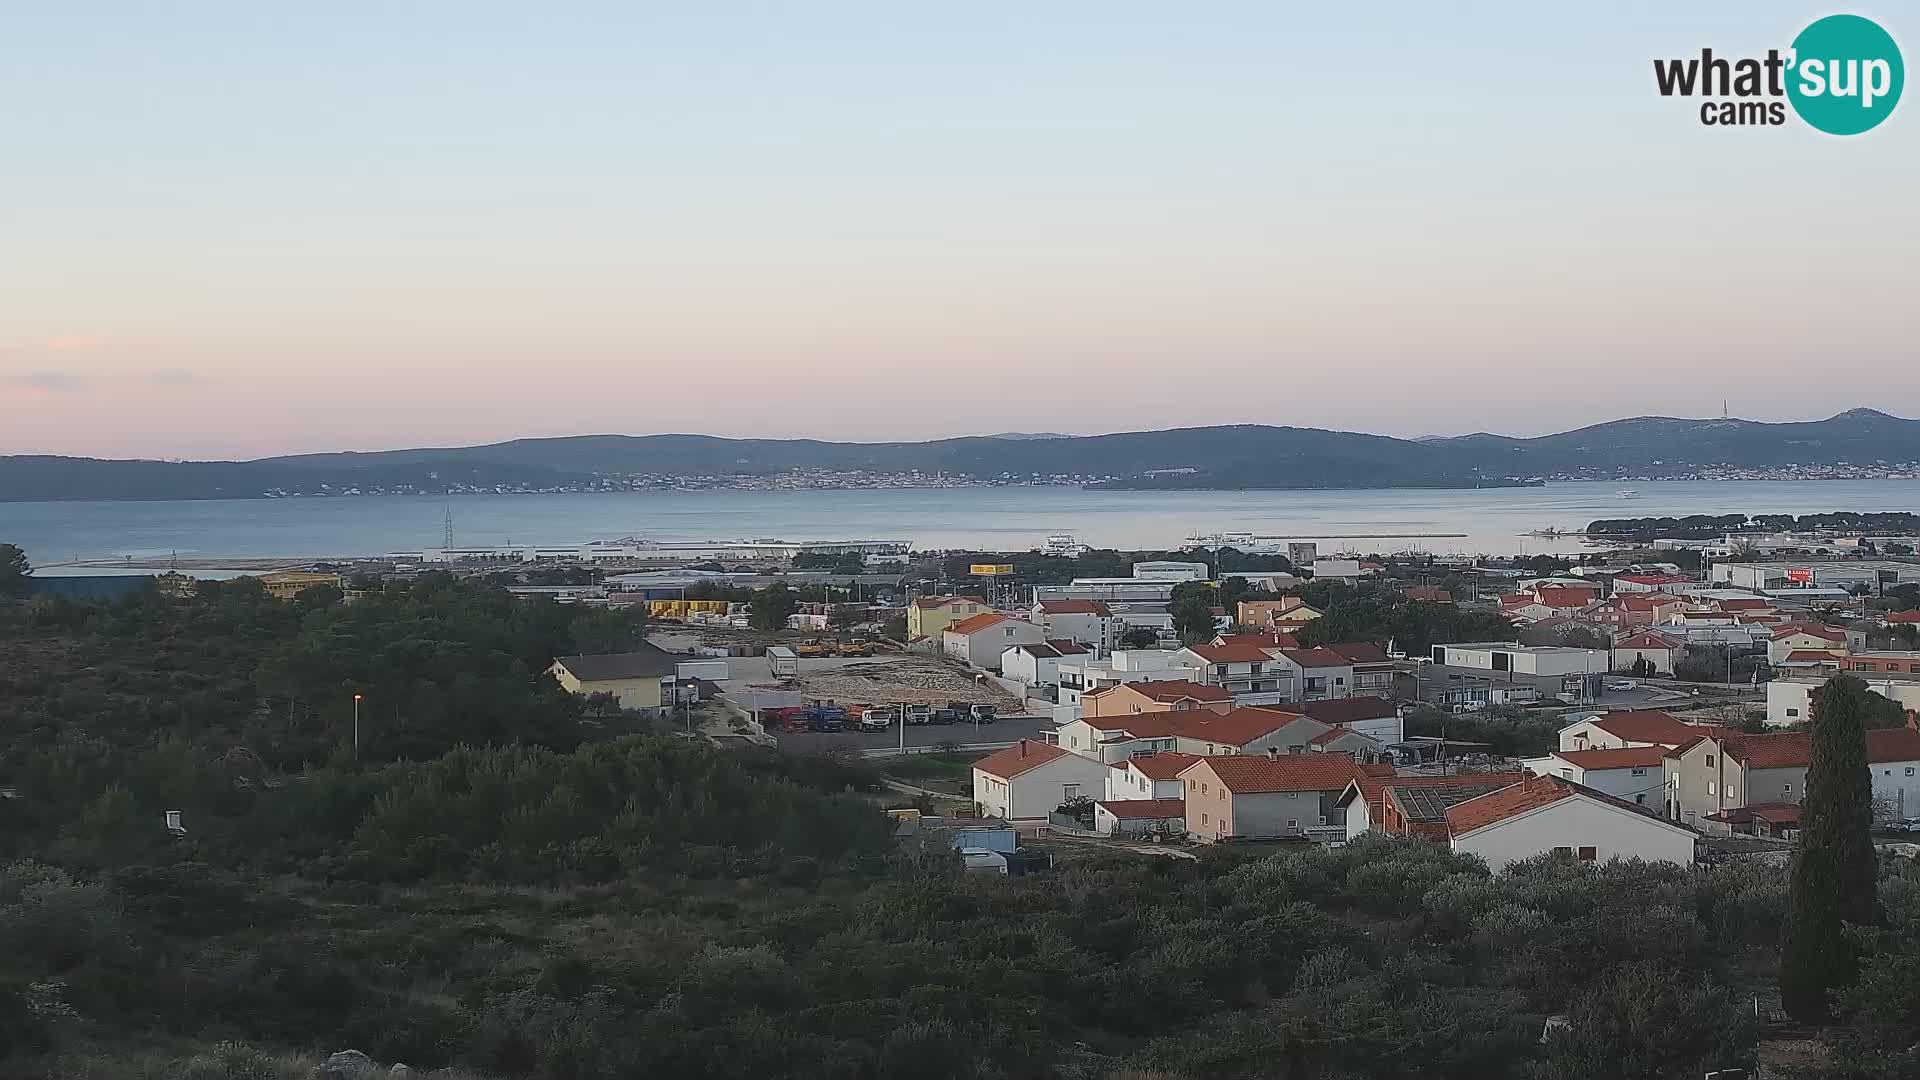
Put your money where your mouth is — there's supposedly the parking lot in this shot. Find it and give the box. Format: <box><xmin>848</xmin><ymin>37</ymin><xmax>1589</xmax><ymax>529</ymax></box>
<box><xmin>771</xmin><ymin>713</ymin><xmax>1054</xmax><ymax>755</ymax></box>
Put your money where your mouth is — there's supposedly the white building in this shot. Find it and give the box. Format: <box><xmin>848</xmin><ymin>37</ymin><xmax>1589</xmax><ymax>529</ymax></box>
<box><xmin>1767</xmin><ymin>674</ymin><xmax>1920</xmax><ymax>728</ymax></box>
<box><xmin>1445</xmin><ymin>775</ymin><xmax>1697</xmax><ymax>873</ymax></box>
<box><xmin>1557</xmin><ymin>710</ymin><xmax>1715</xmax><ymax>753</ymax></box>
<box><xmin>1311</xmin><ymin>558</ymin><xmax>1363</xmax><ymax>582</ymax></box>
<box><xmin>971</xmin><ymin>740</ymin><xmax>1112</xmax><ymax>822</ymax></box>
<box><xmin>1055</xmin><ymin>649</ymin><xmax>1192</xmax><ymax>706</ymax></box>
<box><xmin>942</xmin><ymin>613</ymin><xmax>1046</xmax><ymax>671</ymax></box>
<box><xmin>1031</xmin><ymin>599</ymin><xmax>1119</xmax><ymax>652</ymax></box>
<box><xmin>1521</xmin><ymin>747</ymin><xmax>1669</xmax><ymax>811</ymax></box>
<box><xmin>1103</xmin><ymin>751</ymin><xmax>1201</xmax><ymax>802</ymax></box>
<box><xmin>1000</xmin><ymin>640</ymin><xmax>1089</xmax><ymax>688</ymax></box>
<box><xmin>1130</xmin><ymin>560</ymin><xmax>1210</xmax><ymax>582</ymax></box>
<box><xmin>1431</xmin><ymin>642</ymin><xmax>1609</xmax><ymax>677</ymax></box>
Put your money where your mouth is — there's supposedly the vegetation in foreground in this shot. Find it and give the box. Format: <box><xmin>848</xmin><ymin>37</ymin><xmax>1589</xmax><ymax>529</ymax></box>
<box><xmin>3</xmin><ymin>571</ymin><xmax>1919</xmax><ymax>1078</ymax></box>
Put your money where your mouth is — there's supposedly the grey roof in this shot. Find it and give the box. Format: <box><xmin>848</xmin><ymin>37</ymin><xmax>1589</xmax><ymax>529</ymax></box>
<box><xmin>553</xmin><ymin>644</ymin><xmax>679</xmax><ymax>681</ymax></box>
<box><xmin>1389</xmin><ymin>781</ymin><xmax>1517</xmax><ymax>823</ymax></box>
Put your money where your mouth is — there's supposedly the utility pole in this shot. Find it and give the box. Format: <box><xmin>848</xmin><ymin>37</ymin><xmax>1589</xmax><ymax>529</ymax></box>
<box><xmin>351</xmin><ymin>693</ymin><xmax>363</xmax><ymax>760</ymax></box>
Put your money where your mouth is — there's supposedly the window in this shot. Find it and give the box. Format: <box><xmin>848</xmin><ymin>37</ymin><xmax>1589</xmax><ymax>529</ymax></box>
<box><xmin>1553</xmin><ymin>845</ymin><xmax>1572</xmax><ymax>856</ymax></box>
<box><xmin>1635</xmin><ymin>794</ymin><xmax>1646</xmax><ymax>805</ymax></box>
<box><xmin>1063</xmin><ymin>784</ymin><xmax>1079</xmax><ymax>800</ymax></box>
<box><xmin>1908</xmin><ymin>767</ymin><xmax>1916</xmax><ymax>776</ymax></box>
<box><xmin>1787</xmin><ymin>708</ymin><xmax>1800</xmax><ymax>717</ymax></box>
<box><xmin>1706</xmin><ymin>755</ymin><xmax>1715</xmax><ymax>767</ymax></box>
<box><xmin>1783</xmin><ymin>783</ymin><xmax>1793</xmax><ymax>794</ymax></box>
<box><xmin>1201</xmin><ymin>782</ymin><xmax>1209</xmax><ymax>795</ymax></box>
<box><xmin>1318</xmin><ymin>816</ymin><xmax>1329</xmax><ymax>826</ymax></box>
<box><xmin>1631</xmin><ymin>768</ymin><xmax>1646</xmax><ymax>776</ymax></box>
<box><xmin>1707</xmin><ymin>781</ymin><xmax>1716</xmax><ymax>796</ymax></box>
<box><xmin>1577</xmin><ymin>846</ymin><xmax>1597</xmax><ymax>862</ymax></box>
<box><xmin>1286</xmin><ymin>819</ymin><xmax>1298</xmax><ymax>830</ymax></box>
<box><xmin>1201</xmin><ymin>813</ymin><xmax>1209</xmax><ymax>825</ymax></box>
<box><xmin>1218</xmin><ymin>789</ymin><xmax>1225</xmax><ymax>802</ymax></box>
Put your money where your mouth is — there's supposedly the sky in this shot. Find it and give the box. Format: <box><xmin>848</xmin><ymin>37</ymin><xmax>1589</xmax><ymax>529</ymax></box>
<box><xmin>2</xmin><ymin>2</ymin><xmax>1915</xmax><ymax>459</ymax></box>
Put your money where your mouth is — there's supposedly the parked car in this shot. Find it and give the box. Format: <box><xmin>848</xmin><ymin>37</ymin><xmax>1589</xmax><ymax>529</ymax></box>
<box><xmin>1604</xmin><ymin>678</ymin><xmax>1638</xmax><ymax>692</ymax></box>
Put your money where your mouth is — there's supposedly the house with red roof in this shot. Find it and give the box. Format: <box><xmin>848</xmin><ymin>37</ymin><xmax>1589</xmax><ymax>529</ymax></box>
<box><xmin>1521</xmin><ymin>745</ymin><xmax>1669</xmax><ymax>811</ymax></box>
<box><xmin>1334</xmin><ymin>771</ymin><xmax>1527</xmax><ymax>840</ymax></box>
<box><xmin>1169</xmin><ymin>642</ymin><xmax>1298</xmax><ymax>704</ymax></box>
<box><xmin>1610</xmin><ymin>629</ymin><xmax>1683</xmax><ymax>676</ymax></box>
<box><xmin>1319</xmin><ymin>641</ymin><xmax>1395</xmax><ymax>695</ymax></box>
<box><xmin>1766</xmin><ymin>623</ymin><xmax>1849</xmax><ymax>665</ymax></box>
<box><xmin>1401</xmin><ymin>585</ymin><xmax>1454</xmax><ymax>604</ymax></box>
<box><xmin>1080</xmin><ymin>679</ymin><xmax>1234</xmax><ymax>720</ymax></box>
<box><xmin>1557</xmin><ymin>710</ymin><xmax>1726</xmax><ymax>754</ymax></box>
<box><xmin>1613</xmin><ymin>574</ymin><xmax>1696</xmax><ymax>593</ymax></box>
<box><xmin>1104</xmin><ymin>751</ymin><xmax>1203</xmax><ymax>802</ymax></box>
<box><xmin>1583</xmin><ymin>592</ymin><xmax>1687</xmax><ymax>633</ymax></box>
<box><xmin>1030</xmin><ymin>598</ymin><xmax>1118</xmax><ymax>651</ymax></box>
<box><xmin>1170</xmin><ymin>707</ymin><xmax>1333</xmax><ymax>757</ymax></box>
<box><xmin>971</xmin><ymin>740</ymin><xmax>1111</xmax><ymax>822</ymax></box>
<box><xmin>1883</xmin><ymin>609</ymin><xmax>1920</xmax><ymax>627</ymax></box>
<box><xmin>1092</xmin><ymin>797</ymin><xmax>1186</xmax><ymax>837</ymax></box>
<box><xmin>1444</xmin><ymin>774</ymin><xmax>1697</xmax><ymax>872</ymax></box>
<box><xmin>1665</xmin><ymin>721</ymin><xmax>1920</xmax><ymax>826</ymax></box>
<box><xmin>1293</xmin><ymin>696</ymin><xmax>1404</xmax><ymax>744</ymax></box>
<box><xmin>1000</xmin><ymin>639</ymin><xmax>1088</xmax><ymax>687</ymax></box>
<box><xmin>1179</xmin><ymin>754</ymin><xmax>1371</xmax><ymax>841</ymax></box>
<box><xmin>906</xmin><ymin>595</ymin><xmax>989</xmax><ymax>640</ymax></box>
<box><xmin>941</xmin><ymin>612</ymin><xmax>1045</xmax><ymax>670</ymax></box>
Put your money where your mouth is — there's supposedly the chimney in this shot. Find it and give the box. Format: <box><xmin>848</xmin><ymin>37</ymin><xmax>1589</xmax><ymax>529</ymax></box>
<box><xmin>1266</xmin><ymin>746</ymin><xmax>1279</xmax><ymax>758</ymax></box>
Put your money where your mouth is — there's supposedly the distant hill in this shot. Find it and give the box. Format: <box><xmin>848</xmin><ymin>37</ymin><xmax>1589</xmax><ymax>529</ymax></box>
<box><xmin>5</xmin><ymin>409</ymin><xmax>1919</xmax><ymax>501</ymax></box>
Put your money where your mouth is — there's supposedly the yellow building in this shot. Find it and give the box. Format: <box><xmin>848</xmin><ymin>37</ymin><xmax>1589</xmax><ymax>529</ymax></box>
<box><xmin>257</xmin><ymin>570</ymin><xmax>344</xmax><ymax>601</ymax></box>
<box><xmin>907</xmin><ymin>595</ymin><xmax>990</xmax><ymax>640</ymax></box>
<box><xmin>549</xmin><ymin>644</ymin><xmax>679</xmax><ymax>714</ymax></box>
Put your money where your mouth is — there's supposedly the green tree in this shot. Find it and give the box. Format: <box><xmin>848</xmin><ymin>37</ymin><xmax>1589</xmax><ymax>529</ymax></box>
<box><xmin>1781</xmin><ymin>674</ymin><xmax>1884</xmax><ymax>1022</ymax></box>
<box><xmin>0</xmin><ymin>543</ymin><xmax>29</xmax><ymax>597</ymax></box>
<box><xmin>1119</xmin><ymin>627</ymin><xmax>1161</xmax><ymax>649</ymax></box>
<box><xmin>1169</xmin><ymin>582</ymin><xmax>1218</xmax><ymax>645</ymax></box>
<box><xmin>749</xmin><ymin>582</ymin><xmax>798</xmax><ymax>632</ymax></box>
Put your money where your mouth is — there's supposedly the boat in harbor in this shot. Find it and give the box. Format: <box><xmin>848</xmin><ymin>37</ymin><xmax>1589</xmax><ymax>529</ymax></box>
<box><xmin>1182</xmin><ymin>531</ymin><xmax>1286</xmax><ymax>553</ymax></box>
<box><xmin>1616</xmin><ymin>489</ymin><xmax>1640</xmax><ymax>499</ymax></box>
<box><xmin>1040</xmin><ymin>533</ymin><xmax>1088</xmax><ymax>557</ymax></box>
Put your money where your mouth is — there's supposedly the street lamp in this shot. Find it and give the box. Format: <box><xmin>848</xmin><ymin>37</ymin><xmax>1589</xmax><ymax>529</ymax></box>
<box><xmin>352</xmin><ymin>693</ymin><xmax>363</xmax><ymax>760</ymax></box>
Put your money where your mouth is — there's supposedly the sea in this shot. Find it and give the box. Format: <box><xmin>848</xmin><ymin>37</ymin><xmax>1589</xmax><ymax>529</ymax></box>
<box><xmin>7</xmin><ymin>479</ymin><xmax>1920</xmax><ymax>570</ymax></box>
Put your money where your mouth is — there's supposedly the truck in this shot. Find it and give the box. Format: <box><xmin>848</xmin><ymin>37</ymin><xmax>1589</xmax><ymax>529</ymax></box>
<box><xmin>792</xmin><ymin>640</ymin><xmax>837</xmax><ymax>659</ymax></box>
<box><xmin>838</xmin><ymin>639</ymin><xmax>876</xmax><ymax>658</ymax></box>
<box><xmin>947</xmin><ymin>701</ymin><xmax>997</xmax><ymax>724</ymax></box>
<box><xmin>766</xmin><ymin>646</ymin><xmax>799</xmax><ymax>678</ymax></box>
<box><xmin>858</xmin><ymin>707</ymin><xmax>897</xmax><ymax>733</ymax></box>
<box><xmin>807</xmin><ymin>703</ymin><xmax>848</xmax><ymax>732</ymax></box>
<box><xmin>904</xmin><ymin>703</ymin><xmax>933</xmax><ymax>725</ymax></box>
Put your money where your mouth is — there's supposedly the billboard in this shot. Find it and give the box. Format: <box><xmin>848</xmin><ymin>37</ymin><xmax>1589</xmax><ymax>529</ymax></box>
<box><xmin>1786</xmin><ymin>568</ymin><xmax>1815</xmax><ymax>584</ymax></box>
<box><xmin>970</xmin><ymin>563</ymin><xmax>1015</xmax><ymax>576</ymax></box>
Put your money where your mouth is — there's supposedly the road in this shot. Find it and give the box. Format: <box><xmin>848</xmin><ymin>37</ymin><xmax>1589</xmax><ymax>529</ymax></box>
<box><xmin>773</xmin><ymin>714</ymin><xmax>1054</xmax><ymax>755</ymax></box>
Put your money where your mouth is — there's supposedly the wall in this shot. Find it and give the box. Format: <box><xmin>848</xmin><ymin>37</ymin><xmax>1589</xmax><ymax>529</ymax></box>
<box><xmin>555</xmin><ymin>671</ymin><xmax>664</xmax><ymax>711</ymax></box>
<box><xmin>1453</xmin><ymin>796</ymin><xmax>1695</xmax><ymax>873</ymax></box>
<box><xmin>975</xmin><ymin>757</ymin><xmax>1114</xmax><ymax>821</ymax></box>
<box><xmin>1225</xmin><ymin>790</ymin><xmax>1329</xmax><ymax>838</ymax></box>
<box><xmin>1094</xmin><ymin>805</ymin><xmax>1185</xmax><ymax>836</ymax></box>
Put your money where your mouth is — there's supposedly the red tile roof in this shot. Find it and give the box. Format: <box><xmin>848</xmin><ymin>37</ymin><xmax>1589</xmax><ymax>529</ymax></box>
<box><xmin>1322</xmin><ymin>641</ymin><xmax>1391</xmax><ymax>664</ymax></box>
<box><xmin>1444</xmin><ymin>774</ymin><xmax>1610</xmax><ymax>835</ymax></box>
<box><xmin>1615</xmin><ymin>630</ymin><xmax>1681</xmax><ymax>650</ymax></box>
<box><xmin>1338</xmin><ymin>771</ymin><xmax>1525</xmax><ymax>826</ymax></box>
<box><xmin>1175</xmin><ymin>707</ymin><xmax>1316</xmax><ymax>748</ymax></box>
<box><xmin>1036</xmin><ymin>599</ymin><xmax>1113</xmax><ymax>616</ymax></box>
<box><xmin>1121</xmin><ymin>751</ymin><xmax>1203</xmax><ymax>779</ymax></box>
<box><xmin>1189</xmin><ymin>754</ymin><xmax>1370</xmax><ymax>794</ymax></box>
<box><xmin>1782</xmin><ymin>649</ymin><xmax>1845</xmax><ymax>663</ymax></box>
<box><xmin>1716</xmin><ymin>598</ymin><xmax>1773</xmax><ymax>611</ymax></box>
<box><xmin>945</xmin><ymin>612</ymin><xmax>1010</xmax><ymax>635</ymax></box>
<box><xmin>1122</xmin><ymin>679</ymin><xmax>1233</xmax><ymax>704</ymax></box>
<box><xmin>1279</xmin><ymin>647</ymin><xmax>1352</xmax><ymax>668</ymax></box>
<box><xmin>1868</xmin><ymin>725</ymin><xmax>1920</xmax><ymax>763</ymax></box>
<box><xmin>1214</xmin><ymin>631</ymin><xmax>1301</xmax><ymax>649</ymax></box>
<box><xmin>971</xmin><ymin>739</ymin><xmax>1070</xmax><ymax>779</ymax></box>
<box><xmin>1581</xmin><ymin>710</ymin><xmax>1709</xmax><ymax>746</ymax></box>
<box><xmin>1534</xmin><ymin>587</ymin><xmax>1599</xmax><ymax>608</ymax></box>
<box><xmin>1293</xmin><ymin>696</ymin><xmax>1397</xmax><ymax>725</ymax></box>
<box><xmin>1551</xmin><ymin>746</ymin><xmax>1669</xmax><ymax>770</ymax></box>
<box><xmin>1886</xmin><ymin>610</ymin><xmax>1920</xmax><ymax>624</ymax></box>
<box><xmin>1185</xmin><ymin>643</ymin><xmax>1280</xmax><ymax>664</ymax></box>
<box><xmin>1096</xmin><ymin>797</ymin><xmax>1186</xmax><ymax>820</ymax></box>
<box><xmin>914</xmin><ymin>594</ymin><xmax>985</xmax><ymax>609</ymax></box>
<box><xmin>1618</xmin><ymin>574</ymin><xmax>1692</xmax><ymax>586</ymax></box>
<box><xmin>1402</xmin><ymin>585</ymin><xmax>1454</xmax><ymax>603</ymax></box>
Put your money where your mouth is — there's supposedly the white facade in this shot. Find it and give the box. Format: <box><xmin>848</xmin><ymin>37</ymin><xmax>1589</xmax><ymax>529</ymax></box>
<box><xmin>1001</xmin><ymin>645</ymin><xmax>1071</xmax><ymax>688</ymax></box>
<box><xmin>943</xmin><ymin>618</ymin><xmax>1046</xmax><ymax>670</ymax></box>
<box><xmin>1766</xmin><ymin>676</ymin><xmax>1920</xmax><ymax>728</ymax></box>
<box><xmin>973</xmin><ymin>754</ymin><xmax>1112</xmax><ymax>821</ymax></box>
<box><xmin>1312</xmin><ymin>559</ymin><xmax>1362</xmax><ymax>581</ymax></box>
<box><xmin>1033</xmin><ymin>607</ymin><xmax>1118</xmax><ymax>651</ymax></box>
<box><xmin>1431</xmin><ymin>643</ymin><xmax>1607</xmax><ymax>677</ymax></box>
<box><xmin>1055</xmin><ymin>650</ymin><xmax>1188</xmax><ymax>705</ymax></box>
<box><xmin>1522</xmin><ymin>755</ymin><xmax>1666</xmax><ymax>810</ymax></box>
<box><xmin>1104</xmin><ymin>761</ymin><xmax>1185</xmax><ymax>802</ymax></box>
<box><xmin>1451</xmin><ymin>793</ymin><xmax>1697</xmax><ymax>873</ymax></box>
<box><xmin>1130</xmin><ymin>561</ymin><xmax>1209</xmax><ymax>582</ymax></box>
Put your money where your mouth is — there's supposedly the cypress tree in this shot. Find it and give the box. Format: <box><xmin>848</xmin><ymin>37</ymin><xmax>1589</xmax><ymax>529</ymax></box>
<box><xmin>1779</xmin><ymin>674</ymin><xmax>1883</xmax><ymax>1022</ymax></box>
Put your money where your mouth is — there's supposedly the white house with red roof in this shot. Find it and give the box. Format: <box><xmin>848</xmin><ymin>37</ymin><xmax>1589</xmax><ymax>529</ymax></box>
<box><xmin>999</xmin><ymin>639</ymin><xmax>1088</xmax><ymax>688</ymax></box>
<box><xmin>1179</xmin><ymin>754</ymin><xmax>1375</xmax><ymax>841</ymax></box>
<box><xmin>1613</xmin><ymin>574</ymin><xmax>1696</xmax><ymax>593</ymax></box>
<box><xmin>1766</xmin><ymin>623</ymin><xmax>1849</xmax><ymax>665</ymax></box>
<box><xmin>1521</xmin><ymin>746</ymin><xmax>1670</xmax><ymax>809</ymax></box>
<box><xmin>1169</xmin><ymin>642</ymin><xmax>1297</xmax><ymax>704</ymax></box>
<box><xmin>1444</xmin><ymin>774</ymin><xmax>1697</xmax><ymax>873</ymax></box>
<box><xmin>1610</xmin><ymin>629</ymin><xmax>1683</xmax><ymax>676</ymax></box>
<box><xmin>1557</xmin><ymin>710</ymin><xmax>1725</xmax><ymax>753</ymax></box>
<box><xmin>1104</xmin><ymin>751</ymin><xmax>1201</xmax><ymax>802</ymax></box>
<box><xmin>942</xmin><ymin>612</ymin><xmax>1045</xmax><ymax>671</ymax></box>
<box><xmin>1030</xmin><ymin>598</ymin><xmax>1118</xmax><ymax>652</ymax></box>
<box><xmin>971</xmin><ymin>740</ymin><xmax>1111</xmax><ymax>822</ymax></box>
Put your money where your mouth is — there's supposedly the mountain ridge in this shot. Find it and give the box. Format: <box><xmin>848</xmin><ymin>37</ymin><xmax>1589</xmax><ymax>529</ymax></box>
<box><xmin>4</xmin><ymin>410</ymin><xmax>1916</xmax><ymax>501</ymax></box>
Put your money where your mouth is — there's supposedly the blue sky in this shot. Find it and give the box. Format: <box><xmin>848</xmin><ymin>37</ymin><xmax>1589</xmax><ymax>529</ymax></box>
<box><xmin>2</xmin><ymin>3</ymin><xmax>1914</xmax><ymax>457</ymax></box>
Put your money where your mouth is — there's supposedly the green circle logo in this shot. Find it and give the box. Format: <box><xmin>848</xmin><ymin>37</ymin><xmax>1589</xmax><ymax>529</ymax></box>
<box><xmin>1787</xmin><ymin>14</ymin><xmax>1904</xmax><ymax>135</ymax></box>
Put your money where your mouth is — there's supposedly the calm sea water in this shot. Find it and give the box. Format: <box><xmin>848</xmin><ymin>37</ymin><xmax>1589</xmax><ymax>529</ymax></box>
<box><xmin>6</xmin><ymin>480</ymin><xmax>1919</xmax><ymax>567</ymax></box>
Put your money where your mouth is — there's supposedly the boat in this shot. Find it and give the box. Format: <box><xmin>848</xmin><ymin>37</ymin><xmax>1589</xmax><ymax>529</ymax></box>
<box><xmin>1041</xmin><ymin>533</ymin><xmax>1087</xmax><ymax>558</ymax></box>
<box><xmin>1616</xmin><ymin>489</ymin><xmax>1640</xmax><ymax>499</ymax></box>
<box><xmin>1182</xmin><ymin>531</ymin><xmax>1286</xmax><ymax>554</ymax></box>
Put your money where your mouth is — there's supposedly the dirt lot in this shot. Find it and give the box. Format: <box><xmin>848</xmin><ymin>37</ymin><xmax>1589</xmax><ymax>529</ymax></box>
<box><xmin>793</xmin><ymin>656</ymin><xmax>1018</xmax><ymax>709</ymax></box>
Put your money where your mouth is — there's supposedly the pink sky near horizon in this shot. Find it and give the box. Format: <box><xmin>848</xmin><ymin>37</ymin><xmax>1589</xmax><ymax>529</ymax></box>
<box><xmin>4</xmin><ymin>3</ymin><xmax>1916</xmax><ymax>460</ymax></box>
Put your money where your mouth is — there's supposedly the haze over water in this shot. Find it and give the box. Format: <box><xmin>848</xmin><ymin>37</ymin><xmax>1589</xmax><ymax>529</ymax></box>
<box><xmin>11</xmin><ymin>479</ymin><xmax>1918</xmax><ymax>569</ymax></box>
